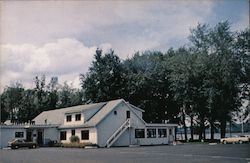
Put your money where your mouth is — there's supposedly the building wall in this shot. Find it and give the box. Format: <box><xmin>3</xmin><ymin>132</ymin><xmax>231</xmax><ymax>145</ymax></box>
<box><xmin>59</xmin><ymin>127</ymin><xmax>97</xmax><ymax>144</ymax></box>
<box><xmin>0</xmin><ymin>128</ymin><xmax>27</xmax><ymax>148</ymax></box>
<box><xmin>43</xmin><ymin>127</ymin><xmax>59</xmax><ymax>144</ymax></box>
<box><xmin>112</xmin><ymin>126</ymin><xmax>176</xmax><ymax>147</ymax></box>
<box><xmin>132</xmin><ymin>127</ymin><xmax>175</xmax><ymax>145</ymax></box>
<box><xmin>97</xmin><ymin>102</ymin><xmax>146</xmax><ymax>147</ymax></box>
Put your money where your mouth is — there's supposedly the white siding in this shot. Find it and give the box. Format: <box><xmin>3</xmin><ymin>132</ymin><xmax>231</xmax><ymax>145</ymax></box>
<box><xmin>132</xmin><ymin>127</ymin><xmax>175</xmax><ymax>145</ymax></box>
<box><xmin>43</xmin><ymin>127</ymin><xmax>59</xmax><ymax>144</ymax></box>
<box><xmin>97</xmin><ymin>103</ymin><xmax>146</xmax><ymax>147</ymax></box>
<box><xmin>0</xmin><ymin>128</ymin><xmax>26</xmax><ymax>148</ymax></box>
<box><xmin>59</xmin><ymin>128</ymin><xmax>97</xmax><ymax>144</ymax></box>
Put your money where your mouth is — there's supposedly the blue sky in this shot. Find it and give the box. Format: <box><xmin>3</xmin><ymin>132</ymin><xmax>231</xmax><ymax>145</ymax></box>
<box><xmin>0</xmin><ymin>0</ymin><xmax>249</xmax><ymax>90</ymax></box>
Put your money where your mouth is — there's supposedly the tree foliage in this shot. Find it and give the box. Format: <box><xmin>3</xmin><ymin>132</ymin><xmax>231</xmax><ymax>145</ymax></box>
<box><xmin>1</xmin><ymin>22</ymin><xmax>249</xmax><ymax>140</ymax></box>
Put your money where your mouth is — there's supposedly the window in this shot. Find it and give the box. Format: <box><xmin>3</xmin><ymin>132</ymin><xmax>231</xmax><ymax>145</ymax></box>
<box><xmin>158</xmin><ymin>129</ymin><xmax>167</xmax><ymax>138</ymax></box>
<box><xmin>81</xmin><ymin>130</ymin><xmax>89</xmax><ymax>140</ymax></box>
<box><xmin>75</xmin><ymin>114</ymin><xmax>81</xmax><ymax>121</ymax></box>
<box><xmin>147</xmin><ymin>129</ymin><xmax>156</xmax><ymax>138</ymax></box>
<box><xmin>66</xmin><ymin>115</ymin><xmax>72</xmax><ymax>122</ymax></box>
<box><xmin>60</xmin><ymin>131</ymin><xmax>67</xmax><ymax>140</ymax></box>
<box><xmin>71</xmin><ymin>130</ymin><xmax>75</xmax><ymax>136</ymax></box>
<box><xmin>45</xmin><ymin>119</ymin><xmax>47</xmax><ymax>124</ymax></box>
<box><xmin>135</xmin><ymin>129</ymin><xmax>145</xmax><ymax>138</ymax></box>
<box><xmin>126</xmin><ymin>111</ymin><xmax>130</xmax><ymax>119</ymax></box>
<box><xmin>15</xmin><ymin>132</ymin><xmax>24</xmax><ymax>138</ymax></box>
<box><xmin>114</xmin><ymin>111</ymin><xmax>117</xmax><ymax>115</ymax></box>
<box><xmin>169</xmin><ymin>129</ymin><xmax>172</xmax><ymax>135</ymax></box>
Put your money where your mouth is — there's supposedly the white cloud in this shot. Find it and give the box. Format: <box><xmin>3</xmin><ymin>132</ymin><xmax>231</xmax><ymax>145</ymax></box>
<box><xmin>1</xmin><ymin>0</ymin><xmax>248</xmax><ymax>90</ymax></box>
<box><xmin>0</xmin><ymin>38</ymin><xmax>112</xmax><ymax>90</ymax></box>
<box><xmin>232</xmin><ymin>12</ymin><xmax>249</xmax><ymax>31</ymax></box>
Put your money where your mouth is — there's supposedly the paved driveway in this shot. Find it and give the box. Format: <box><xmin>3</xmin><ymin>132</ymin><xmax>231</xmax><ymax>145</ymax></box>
<box><xmin>1</xmin><ymin>143</ymin><xmax>250</xmax><ymax>163</ymax></box>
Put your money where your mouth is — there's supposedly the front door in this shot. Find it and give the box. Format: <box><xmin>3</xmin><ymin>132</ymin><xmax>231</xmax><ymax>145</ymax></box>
<box><xmin>37</xmin><ymin>131</ymin><xmax>43</xmax><ymax>146</ymax></box>
<box><xmin>26</xmin><ymin>131</ymin><xmax>32</xmax><ymax>142</ymax></box>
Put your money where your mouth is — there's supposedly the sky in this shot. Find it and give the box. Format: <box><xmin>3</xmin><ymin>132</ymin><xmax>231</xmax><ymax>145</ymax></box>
<box><xmin>0</xmin><ymin>0</ymin><xmax>249</xmax><ymax>91</ymax></box>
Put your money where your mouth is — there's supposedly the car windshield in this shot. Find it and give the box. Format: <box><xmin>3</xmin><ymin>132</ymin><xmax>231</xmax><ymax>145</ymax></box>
<box><xmin>9</xmin><ymin>139</ymin><xmax>17</xmax><ymax>142</ymax></box>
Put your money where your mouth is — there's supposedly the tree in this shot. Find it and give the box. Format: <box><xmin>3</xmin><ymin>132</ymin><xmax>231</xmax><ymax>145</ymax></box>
<box><xmin>124</xmin><ymin>51</ymin><xmax>179</xmax><ymax>123</ymax></box>
<box><xmin>47</xmin><ymin>77</ymin><xmax>59</xmax><ymax>109</ymax></box>
<box><xmin>1</xmin><ymin>83</ymin><xmax>24</xmax><ymax>123</ymax></box>
<box><xmin>58</xmin><ymin>82</ymin><xmax>73</xmax><ymax>108</ymax></box>
<box><xmin>0</xmin><ymin>94</ymin><xmax>9</xmax><ymax>123</ymax></box>
<box><xmin>80</xmin><ymin>49</ymin><xmax>126</xmax><ymax>103</ymax></box>
<box><xmin>34</xmin><ymin>75</ymin><xmax>49</xmax><ymax>114</ymax></box>
<box><xmin>17</xmin><ymin>89</ymin><xmax>36</xmax><ymax>122</ymax></box>
<box><xmin>189</xmin><ymin>21</ymin><xmax>243</xmax><ymax>138</ymax></box>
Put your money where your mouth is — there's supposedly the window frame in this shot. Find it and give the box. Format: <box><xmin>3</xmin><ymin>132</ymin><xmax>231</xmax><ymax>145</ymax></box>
<box><xmin>135</xmin><ymin>129</ymin><xmax>145</xmax><ymax>138</ymax></box>
<box><xmin>75</xmin><ymin>114</ymin><xmax>81</xmax><ymax>121</ymax></box>
<box><xmin>158</xmin><ymin>129</ymin><xmax>167</xmax><ymax>138</ymax></box>
<box><xmin>15</xmin><ymin>132</ymin><xmax>24</xmax><ymax>138</ymax></box>
<box><xmin>71</xmin><ymin>129</ymin><xmax>75</xmax><ymax>136</ymax></box>
<box><xmin>60</xmin><ymin>131</ymin><xmax>67</xmax><ymax>140</ymax></box>
<box><xmin>147</xmin><ymin>129</ymin><xmax>156</xmax><ymax>138</ymax></box>
<box><xmin>126</xmin><ymin>111</ymin><xmax>130</xmax><ymax>119</ymax></box>
<box><xmin>66</xmin><ymin>115</ymin><xmax>72</xmax><ymax>122</ymax></box>
<box><xmin>81</xmin><ymin>130</ymin><xmax>89</xmax><ymax>140</ymax></box>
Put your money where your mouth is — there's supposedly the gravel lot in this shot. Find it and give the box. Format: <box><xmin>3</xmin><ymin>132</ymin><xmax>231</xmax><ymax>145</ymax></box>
<box><xmin>1</xmin><ymin>143</ymin><xmax>250</xmax><ymax>163</ymax></box>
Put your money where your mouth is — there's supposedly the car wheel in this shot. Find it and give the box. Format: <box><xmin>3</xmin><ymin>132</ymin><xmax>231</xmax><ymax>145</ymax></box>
<box><xmin>238</xmin><ymin>140</ymin><xmax>243</xmax><ymax>144</ymax></box>
<box><xmin>223</xmin><ymin>140</ymin><xmax>227</xmax><ymax>144</ymax></box>
<box><xmin>15</xmin><ymin>145</ymin><xmax>19</xmax><ymax>149</ymax></box>
<box><xmin>32</xmin><ymin>145</ymin><xmax>36</xmax><ymax>148</ymax></box>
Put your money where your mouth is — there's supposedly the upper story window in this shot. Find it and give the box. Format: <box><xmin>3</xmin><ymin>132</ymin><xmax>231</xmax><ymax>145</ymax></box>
<box><xmin>66</xmin><ymin>115</ymin><xmax>72</xmax><ymax>122</ymax></box>
<box><xmin>126</xmin><ymin>111</ymin><xmax>130</xmax><ymax>119</ymax></box>
<box><xmin>75</xmin><ymin>114</ymin><xmax>81</xmax><ymax>121</ymax></box>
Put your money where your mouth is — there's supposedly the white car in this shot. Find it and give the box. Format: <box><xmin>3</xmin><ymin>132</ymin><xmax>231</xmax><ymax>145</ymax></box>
<box><xmin>220</xmin><ymin>135</ymin><xmax>249</xmax><ymax>144</ymax></box>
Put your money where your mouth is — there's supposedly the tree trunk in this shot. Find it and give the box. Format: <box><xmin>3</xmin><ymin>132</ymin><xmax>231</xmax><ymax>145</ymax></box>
<box><xmin>199</xmin><ymin>117</ymin><xmax>205</xmax><ymax>140</ymax></box>
<box><xmin>220</xmin><ymin>121</ymin><xmax>226</xmax><ymax>138</ymax></box>
<box><xmin>182</xmin><ymin>109</ymin><xmax>188</xmax><ymax>141</ymax></box>
<box><xmin>190</xmin><ymin>115</ymin><xmax>194</xmax><ymax>141</ymax></box>
<box><xmin>210</xmin><ymin>122</ymin><xmax>214</xmax><ymax>140</ymax></box>
<box><xmin>203</xmin><ymin>121</ymin><xmax>206</xmax><ymax>140</ymax></box>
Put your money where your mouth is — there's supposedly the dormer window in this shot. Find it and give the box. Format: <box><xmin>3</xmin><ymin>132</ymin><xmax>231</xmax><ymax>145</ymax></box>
<box><xmin>66</xmin><ymin>115</ymin><xmax>72</xmax><ymax>122</ymax></box>
<box><xmin>75</xmin><ymin>114</ymin><xmax>81</xmax><ymax>121</ymax></box>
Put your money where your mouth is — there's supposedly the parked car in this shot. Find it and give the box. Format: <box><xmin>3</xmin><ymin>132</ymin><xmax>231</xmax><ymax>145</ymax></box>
<box><xmin>220</xmin><ymin>135</ymin><xmax>249</xmax><ymax>144</ymax></box>
<box><xmin>8</xmin><ymin>139</ymin><xmax>37</xmax><ymax>149</ymax></box>
<box><xmin>240</xmin><ymin>135</ymin><xmax>250</xmax><ymax>141</ymax></box>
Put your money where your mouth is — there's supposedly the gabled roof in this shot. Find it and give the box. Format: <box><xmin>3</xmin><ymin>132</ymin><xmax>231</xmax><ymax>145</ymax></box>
<box><xmin>34</xmin><ymin>98</ymin><xmax>146</xmax><ymax>128</ymax></box>
<box><xmin>33</xmin><ymin>102</ymin><xmax>106</xmax><ymax>125</ymax></box>
<box><xmin>84</xmin><ymin>99</ymin><xmax>124</xmax><ymax>127</ymax></box>
<box><xmin>59</xmin><ymin>99</ymin><xmax>147</xmax><ymax>129</ymax></box>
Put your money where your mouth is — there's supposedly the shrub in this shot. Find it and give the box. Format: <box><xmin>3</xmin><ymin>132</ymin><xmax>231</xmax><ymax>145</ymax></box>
<box><xmin>62</xmin><ymin>143</ymin><xmax>85</xmax><ymax>148</ymax></box>
<box><xmin>70</xmin><ymin>135</ymin><xmax>80</xmax><ymax>143</ymax></box>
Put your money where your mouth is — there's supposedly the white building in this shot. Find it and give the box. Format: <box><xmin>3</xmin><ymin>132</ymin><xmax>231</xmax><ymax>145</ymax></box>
<box><xmin>0</xmin><ymin>99</ymin><xmax>177</xmax><ymax>148</ymax></box>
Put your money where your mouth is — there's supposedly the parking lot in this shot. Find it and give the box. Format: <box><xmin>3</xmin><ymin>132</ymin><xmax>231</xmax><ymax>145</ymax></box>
<box><xmin>1</xmin><ymin>143</ymin><xmax>250</xmax><ymax>163</ymax></box>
